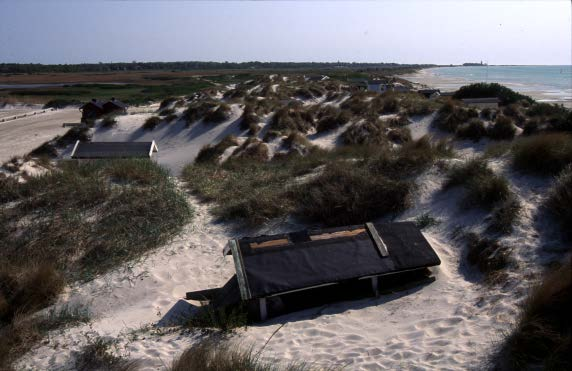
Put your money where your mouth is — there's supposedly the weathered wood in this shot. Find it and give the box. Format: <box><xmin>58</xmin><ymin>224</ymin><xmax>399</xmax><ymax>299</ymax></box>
<box><xmin>229</xmin><ymin>239</ymin><xmax>252</xmax><ymax>300</ymax></box>
<box><xmin>250</xmin><ymin>239</ymin><xmax>289</xmax><ymax>249</ymax></box>
<box><xmin>366</xmin><ymin>222</ymin><xmax>389</xmax><ymax>257</ymax></box>
<box><xmin>259</xmin><ymin>298</ymin><xmax>267</xmax><ymax>321</ymax></box>
<box><xmin>310</xmin><ymin>228</ymin><xmax>365</xmax><ymax>241</ymax></box>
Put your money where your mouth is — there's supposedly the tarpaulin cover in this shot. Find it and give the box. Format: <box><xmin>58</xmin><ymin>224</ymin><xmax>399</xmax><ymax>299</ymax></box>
<box><xmin>234</xmin><ymin>221</ymin><xmax>440</xmax><ymax>299</ymax></box>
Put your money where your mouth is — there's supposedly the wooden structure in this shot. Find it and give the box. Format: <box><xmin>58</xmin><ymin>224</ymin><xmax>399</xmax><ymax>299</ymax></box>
<box><xmin>187</xmin><ymin>221</ymin><xmax>441</xmax><ymax>321</ymax></box>
<box><xmin>71</xmin><ymin>141</ymin><xmax>158</xmax><ymax>159</ymax></box>
<box><xmin>80</xmin><ymin>97</ymin><xmax>127</xmax><ymax>122</ymax></box>
<box><xmin>461</xmin><ymin>97</ymin><xmax>499</xmax><ymax>109</ymax></box>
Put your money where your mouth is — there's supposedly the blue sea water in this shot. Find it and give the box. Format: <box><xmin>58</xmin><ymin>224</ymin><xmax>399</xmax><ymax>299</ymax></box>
<box><xmin>424</xmin><ymin>65</ymin><xmax>572</xmax><ymax>103</ymax></box>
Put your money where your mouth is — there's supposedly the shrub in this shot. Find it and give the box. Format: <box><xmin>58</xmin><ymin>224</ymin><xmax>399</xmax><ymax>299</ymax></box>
<box><xmin>342</xmin><ymin>119</ymin><xmax>387</xmax><ymax>146</ymax></box>
<box><xmin>387</xmin><ymin>127</ymin><xmax>412</xmax><ymax>144</ymax></box>
<box><xmin>453</xmin><ymin>83</ymin><xmax>534</xmax><ymax>105</ymax></box>
<box><xmin>170</xmin><ymin>339</ymin><xmax>311</xmax><ymax>371</ymax></box>
<box><xmin>481</xmin><ymin>107</ymin><xmax>493</xmax><ymax>120</ymax></box>
<box><xmin>291</xmin><ymin>162</ymin><xmax>412</xmax><ymax>226</ymax></box>
<box><xmin>55</xmin><ymin>127</ymin><xmax>91</xmax><ymax>147</ymax></box>
<box><xmin>237</xmin><ymin>140</ymin><xmax>269</xmax><ymax>162</ymax></box>
<box><xmin>488</xmin><ymin>196</ymin><xmax>522</xmax><ymax>235</ymax></box>
<box><xmin>488</xmin><ymin>115</ymin><xmax>516</xmax><ymax>140</ymax></box>
<box><xmin>527</xmin><ymin>102</ymin><xmax>568</xmax><ymax>117</ymax></box>
<box><xmin>204</xmin><ymin>103</ymin><xmax>231</xmax><ymax>124</ymax></box>
<box><xmin>159</xmin><ymin>97</ymin><xmax>177</xmax><ymax>110</ymax></box>
<box><xmin>74</xmin><ymin>337</ymin><xmax>138</xmax><ymax>371</ymax></box>
<box><xmin>340</xmin><ymin>94</ymin><xmax>371</xmax><ymax>116</ymax></box>
<box><xmin>445</xmin><ymin>158</ymin><xmax>511</xmax><ymax>209</ymax></box>
<box><xmin>269</xmin><ymin>106</ymin><xmax>315</xmax><ymax>133</ymax></box>
<box><xmin>546</xmin><ymin>166</ymin><xmax>572</xmax><ymax>238</ymax></box>
<box><xmin>512</xmin><ymin>133</ymin><xmax>572</xmax><ymax>175</ymax></box>
<box><xmin>43</xmin><ymin>99</ymin><xmax>81</xmax><ymax>109</ymax></box>
<box><xmin>196</xmin><ymin>136</ymin><xmax>239</xmax><ymax>164</ymax></box>
<box><xmin>164</xmin><ymin>113</ymin><xmax>178</xmax><ymax>122</ymax></box>
<box><xmin>240</xmin><ymin>105</ymin><xmax>260</xmax><ymax>130</ymax></box>
<box><xmin>456</xmin><ymin>118</ymin><xmax>486</xmax><ymax>142</ymax></box>
<box><xmin>415</xmin><ymin>213</ymin><xmax>441</xmax><ymax>229</ymax></box>
<box><xmin>465</xmin><ymin>233</ymin><xmax>511</xmax><ymax>279</ymax></box>
<box><xmin>316</xmin><ymin>111</ymin><xmax>351</xmax><ymax>133</ymax></box>
<box><xmin>183</xmin><ymin>100</ymin><xmax>218</xmax><ymax>124</ymax></box>
<box><xmin>433</xmin><ymin>102</ymin><xmax>474</xmax><ymax>133</ymax></box>
<box><xmin>101</xmin><ymin>115</ymin><xmax>117</xmax><ymax>128</ymax></box>
<box><xmin>491</xmin><ymin>264</ymin><xmax>571</xmax><ymax>370</ymax></box>
<box><xmin>159</xmin><ymin>108</ymin><xmax>176</xmax><ymax>117</ymax></box>
<box><xmin>142</xmin><ymin>116</ymin><xmax>161</xmax><ymax>130</ymax></box>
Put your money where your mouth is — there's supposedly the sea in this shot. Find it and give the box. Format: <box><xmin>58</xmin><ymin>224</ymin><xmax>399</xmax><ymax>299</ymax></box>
<box><xmin>409</xmin><ymin>65</ymin><xmax>572</xmax><ymax>105</ymax></box>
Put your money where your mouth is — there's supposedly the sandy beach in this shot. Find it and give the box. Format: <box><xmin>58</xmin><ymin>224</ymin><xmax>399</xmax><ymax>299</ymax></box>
<box><xmin>401</xmin><ymin>68</ymin><xmax>572</xmax><ymax>108</ymax></box>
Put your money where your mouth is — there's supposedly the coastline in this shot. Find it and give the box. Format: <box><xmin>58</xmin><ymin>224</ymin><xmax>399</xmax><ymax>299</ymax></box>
<box><xmin>401</xmin><ymin>67</ymin><xmax>572</xmax><ymax>108</ymax></box>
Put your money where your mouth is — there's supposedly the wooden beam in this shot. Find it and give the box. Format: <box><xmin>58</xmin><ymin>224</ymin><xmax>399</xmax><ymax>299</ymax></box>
<box><xmin>250</xmin><ymin>239</ymin><xmax>289</xmax><ymax>249</ymax></box>
<box><xmin>366</xmin><ymin>222</ymin><xmax>389</xmax><ymax>257</ymax></box>
<box><xmin>309</xmin><ymin>228</ymin><xmax>365</xmax><ymax>241</ymax></box>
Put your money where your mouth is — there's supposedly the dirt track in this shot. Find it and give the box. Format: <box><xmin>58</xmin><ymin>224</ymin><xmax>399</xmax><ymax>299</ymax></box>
<box><xmin>0</xmin><ymin>108</ymin><xmax>80</xmax><ymax>163</ymax></box>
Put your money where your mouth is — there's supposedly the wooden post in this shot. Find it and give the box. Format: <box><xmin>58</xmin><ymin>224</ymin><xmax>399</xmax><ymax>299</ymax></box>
<box><xmin>371</xmin><ymin>276</ymin><xmax>379</xmax><ymax>297</ymax></box>
<box><xmin>259</xmin><ymin>298</ymin><xmax>267</xmax><ymax>321</ymax></box>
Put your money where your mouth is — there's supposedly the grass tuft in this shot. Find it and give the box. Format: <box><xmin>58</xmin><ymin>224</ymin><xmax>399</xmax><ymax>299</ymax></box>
<box><xmin>512</xmin><ymin>133</ymin><xmax>572</xmax><ymax>175</ymax></box>
<box><xmin>546</xmin><ymin>165</ymin><xmax>572</xmax><ymax>239</ymax></box>
<box><xmin>142</xmin><ymin>116</ymin><xmax>161</xmax><ymax>130</ymax></box>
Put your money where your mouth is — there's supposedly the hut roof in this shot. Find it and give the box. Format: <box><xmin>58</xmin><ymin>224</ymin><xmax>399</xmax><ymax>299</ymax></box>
<box><xmin>461</xmin><ymin>98</ymin><xmax>500</xmax><ymax>104</ymax></box>
<box><xmin>224</xmin><ymin>221</ymin><xmax>440</xmax><ymax>301</ymax></box>
<box><xmin>103</xmin><ymin>98</ymin><xmax>127</xmax><ymax>110</ymax></box>
<box><xmin>80</xmin><ymin>99</ymin><xmax>104</xmax><ymax>111</ymax></box>
<box><xmin>71</xmin><ymin>141</ymin><xmax>158</xmax><ymax>159</ymax></box>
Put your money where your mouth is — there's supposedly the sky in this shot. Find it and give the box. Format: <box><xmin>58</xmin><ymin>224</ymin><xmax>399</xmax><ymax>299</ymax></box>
<box><xmin>0</xmin><ymin>1</ymin><xmax>571</xmax><ymax>65</ymax></box>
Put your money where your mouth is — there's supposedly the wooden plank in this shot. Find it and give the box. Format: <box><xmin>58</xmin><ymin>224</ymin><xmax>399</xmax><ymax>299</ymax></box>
<box><xmin>365</xmin><ymin>222</ymin><xmax>389</xmax><ymax>257</ymax></box>
<box><xmin>229</xmin><ymin>239</ymin><xmax>252</xmax><ymax>300</ymax></box>
<box><xmin>250</xmin><ymin>238</ymin><xmax>289</xmax><ymax>249</ymax></box>
<box><xmin>309</xmin><ymin>228</ymin><xmax>365</xmax><ymax>241</ymax></box>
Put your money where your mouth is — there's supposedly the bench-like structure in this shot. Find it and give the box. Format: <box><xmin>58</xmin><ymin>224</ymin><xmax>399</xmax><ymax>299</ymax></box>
<box><xmin>187</xmin><ymin>221</ymin><xmax>441</xmax><ymax>320</ymax></box>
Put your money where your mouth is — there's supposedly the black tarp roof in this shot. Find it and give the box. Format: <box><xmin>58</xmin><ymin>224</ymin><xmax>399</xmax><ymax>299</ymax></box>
<box><xmin>227</xmin><ymin>221</ymin><xmax>440</xmax><ymax>301</ymax></box>
<box><xmin>71</xmin><ymin>141</ymin><xmax>158</xmax><ymax>159</ymax></box>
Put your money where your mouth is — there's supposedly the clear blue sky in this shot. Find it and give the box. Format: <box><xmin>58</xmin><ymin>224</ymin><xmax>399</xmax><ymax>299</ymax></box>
<box><xmin>1</xmin><ymin>1</ymin><xmax>570</xmax><ymax>65</ymax></box>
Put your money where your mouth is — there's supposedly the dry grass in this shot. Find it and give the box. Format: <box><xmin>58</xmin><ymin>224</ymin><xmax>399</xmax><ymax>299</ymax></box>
<box><xmin>546</xmin><ymin>165</ymin><xmax>572</xmax><ymax>239</ymax></box>
<box><xmin>170</xmin><ymin>339</ymin><xmax>314</xmax><ymax>371</ymax></box>
<box><xmin>196</xmin><ymin>136</ymin><xmax>239</xmax><ymax>164</ymax></box>
<box><xmin>142</xmin><ymin>116</ymin><xmax>161</xmax><ymax>130</ymax></box>
<box><xmin>445</xmin><ymin>158</ymin><xmax>511</xmax><ymax>210</ymax></box>
<box><xmin>465</xmin><ymin>232</ymin><xmax>511</xmax><ymax>281</ymax></box>
<box><xmin>487</xmin><ymin>115</ymin><xmax>516</xmax><ymax>140</ymax></box>
<box><xmin>455</xmin><ymin>118</ymin><xmax>486</xmax><ymax>142</ymax></box>
<box><xmin>269</xmin><ymin>106</ymin><xmax>315</xmax><ymax>133</ymax></box>
<box><xmin>341</xmin><ymin>119</ymin><xmax>388</xmax><ymax>146</ymax></box>
<box><xmin>491</xmin><ymin>264</ymin><xmax>571</xmax><ymax>370</ymax></box>
<box><xmin>204</xmin><ymin>103</ymin><xmax>231</xmax><ymax>124</ymax></box>
<box><xmin>74</xmin><ymin>337</ymin><xmax>139</xmax><ymax>371</ymax></box>
<box><xmin>487</xmin><ymin>196</ymin><xmax>522</xmax><ymax>235</ymax></box>
<box><xmin>512</xmin><ymin>133</ymin><xmax>572</xmax><ymax>175</ymax></box>
<box><xmin>0</xmin><ymin>159</ymin><xmax>191</xmax><ymax>368</ymax></box>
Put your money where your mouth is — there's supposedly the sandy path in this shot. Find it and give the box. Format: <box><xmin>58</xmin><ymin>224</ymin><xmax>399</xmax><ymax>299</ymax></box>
<box><xmin>0</xmin><ymin>108</ymin><xmax>80</xmax><ymax>163</ymax></box>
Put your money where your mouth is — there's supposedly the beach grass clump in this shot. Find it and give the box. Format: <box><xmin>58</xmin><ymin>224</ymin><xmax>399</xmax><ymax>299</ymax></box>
<box><xmin>415</xmin><ymin>213</ymin><xmax>441</xmax><ymax>229</ymax></box>
<box><xmin>453</xmin><ymin>83</ymin><xmax>534</xmax><ymax>105</ymax></box>
<box><xmin>142</xmin><ymin>116</ymin><xmax>161</xmax><ymax>130</ymax></box>
<box><xmin>387</xmin><ymin>127</ymin><xmax>412</xmax><ymax>144</ymax></box>
<box><xmin>341</xmin><ymin>119</ymin><xmax>387</xmax><ymax>146</ymax></box>
<box><xmin>316</xmin><ymin>111</ymin><xmax>351</xmax><ymax>133</ymax></box>
<box><xmin>159</xmin><ymin>107</ymin><xmax>176</xmax><ymax>117</ymax></box>
<box><xmin>204</xmin><ymin>103</ymin><xmax>231</xmax><ymax>124</ymax></box>
<box><xmin>232</xmin><ymin>138</ymin><xmax>269</xmax><ymax>162</ymax></box>
<box><xmin>445</xmin><ymin>158</ymin><xmax>511</xmax><ymax>209</ymax></box>
<box><xmin>490</xmin><ymin>264</ymin><xmax>571</xmax><ymax>370</ymax></box>
<box><xmin>0</xmin><ymin>159</ymin><xmax>190</xmax><ymax>367</ymax></box>
<box><xmin>159</xmin><ymin>96</ymin><xmax>178</xmax><ymax>110</ymax></box>
<box><xmin>546</xmin><ymin>166</ymin><xmax>572</xmax><ymax>239</ymax></box>
<box><xmin>101</xmin><ymin>114</ymin><xmax>118</xmax><ymax>128</ymax></box>
<box><xmin>291</xmin><ymin>161</ymin><xmax>412</xmax><ymax>226</ymax></box>
<box><xmin>400</xmin><ymin>93</ymin><xmax>439</xmax><ymax>116</ymax></box>
<box><xmin>340</xmin><ymin>93</ymin><xmax>371</xmax><ymax>116</ymax></box>
<box><xmin>269</xmin><ymin>106</ymin><xmax>315</xmax><ymax>133</ymax></box>
<box><xmin>196</xmin><ymin>136</ymin><xmax>239</xmax><ymax>164</ymax></box>
<box><xmin>487</xmin><ymin>196</ymin><xmax>522</xmax><ymax>235</ymax></box>
<box><xmin>433</xmin><ymin>101</ymin><xmax>478</xmax><ymax>133</ymax></box>
<box><xmin>183</xmin><ymin>100</ymin><xmax>218</xmax><ymax>125</ymax></box>
<box><xmin>511</xmin><ymin>133</ymin><xmax>572</xmax><ymax>175</ymax></box>
<box><xmin>170</xmin><ymin>339</ymin><xmax>311</xmax><ymax>371</ymax></box>
<box><xmin>526</xmin><ymin>102</ymin><xmax>568</xmax><ymax>117</ymax></box>
<box><xmin>465</xmin><ymin>232</ymin><xmax>511</xmax><ymax>281</ymax></box>
<box><xmin>487</xmin><ymin>115</ymin><xmax>516</xmax><ymax>140</ymax></box>
<box><xmin>74</xmin><ymin>337</ymin><xmax>138</xmax><ymax>371</ymax></box>
<box><xmin>455</xmin><ymin>118</ymin><xmax>487</xmax><ymax>142</ymax></box>
<box><xmin>240</xmin><ymin>105</ymin><xmax>260</xmax><ymax>131</ymax></box>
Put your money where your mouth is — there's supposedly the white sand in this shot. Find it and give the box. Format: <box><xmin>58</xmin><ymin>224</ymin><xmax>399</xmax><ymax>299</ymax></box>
<box><xmin>0</xmin><ymin>108</ymin><xmax>79</xmax><ymax>163</ymax></box>
<box><xmin>17</xmin><ymin>150</ymin><xmax>556</xmax><ymax>370</ymax></box>
<box><xmin>13</xmin><ymin>93</ymin><xmax>566</xmax><ymax>369</ymax></box>
<box><xmin>91</xmin><ymin>105</ymin><xmax>245</xmax><ymax>175</ymax></box>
